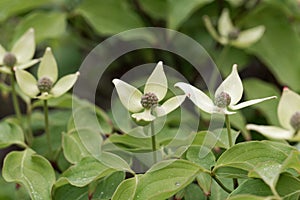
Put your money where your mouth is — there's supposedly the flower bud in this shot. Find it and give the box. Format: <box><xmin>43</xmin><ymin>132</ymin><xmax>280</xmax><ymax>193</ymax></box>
<box><xmin>214</xmin><ymin>92</ymin><xmax>231</xmax><ymax>108</ymax></box>
<box><xmin>228</xmin><ymin>28</ymin><xmax>240</xmax><ymax>40</ymax></box>
<box><xmin>37</xmin><ymin>77</ymin><xmax>53</xmax><ymax>93</ymax></box>
<box><xmin>290</xmin><ymin>111</ymin><xmax>300</xmax><ymax>131</ymax></box>
<box><xmin>141</xmin><ymin>92</ymin><xmax>158</xmax><ymax>109</ymax></box>
<box><xmin>3</xmin><ymin>52</ymin><xmax>17</xmax><ymax>68</ymax></box>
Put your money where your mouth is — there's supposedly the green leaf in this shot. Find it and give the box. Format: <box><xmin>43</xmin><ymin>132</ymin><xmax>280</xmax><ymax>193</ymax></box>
<box><xmin>0</xmin><ymin>174</ymin><xmax>30</xmax><ymax>200</ymax></box>
<box><xmin>113</xmin><ymin>160</ymin><xmax>203</xmax><ymax>200</ymax></box>
<box><xmin>214</xmin><ymin>141</ymin><xmax>300</xmax><ymax>192</ymax></box>
<box><xmin>243</xmin><ymin>78</ymin><xmax>280</xmax><ymax>126</ymax></box>
<box><xmin>184</xmin><ymin>183</ymin><xmax>206</xmax><ymax>200</ymax></box>
<box><xmin>245</xmin><ymin>5</ymin><xmax>300</xmax><ymax>90</ymax></box>
<box><xmin>93</xmin><ymin>171</ymin><xmax>125</xmax><ymax>199</ymax></box>
<box><xmin>2</xmin><ymin>149</ymin><xmax>56</xmax><ymax>200</ymax></box>
<box><xmin>135</xmin><ymin>159</ymin><xmax>203</xmax><ymax>199</ymax></box>
<box><xmin>14</xmin><ymin>11</ymin><xmax>67</xmax><ymax>43</ymax></box>
<box><xmin>75</xmin><ymin>0</ymin><xmax>143</xmax><ymax>35</ymax></box>
<box><xmin>111</xmin><ymin>176</ymin><xmax>138</xmax><ymax>200</ymax></box>
<box><xmin>228</xmin><ymin>194</ymin><xmax>271</xmax><ymax>200</ymax></box>
<box><xmin>137</xmin><ymin>0</ymin><xmax>168</xmax><ymax>20</ymax></box>
<box><xmin>62</xmin><ymin>131</ymin><xmax>91</xmax><ymax>164</ymax></box>
<box><xmin>186</xmin><ymin>145</ymin><xmax>215</xmax><ymax>170</ymax></box>
<box><xmin>0</xmin><ymin>0</ymin><xmax>52</xmax><ymax>22</ymax></box>
<box><xmin>0</xmin><ymin>120</ymin><xmax>26</xmax><ymax>148</ymax></box>
<box><xmin>57</xmin><ymin>156</ymin><xmax>117</xmax><ymax>187</ymax></box>
<box><xmin>167</xmin><ymin>0</ymin><xmax>213</xmax><ymax>29</ymax></box>
<box><xmin>276</xmin><ymin>173</ymin><xmax>300</xmax><ymax>199</ymax></box>
<box><xmin>53</xmin><ymin>184</ymin><xmax>89</xmax><ymax>200</ymax></box>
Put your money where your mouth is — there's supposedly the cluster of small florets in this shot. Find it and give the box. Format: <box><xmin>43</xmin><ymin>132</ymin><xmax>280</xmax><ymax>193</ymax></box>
<box><xmin>141</xmin><ymin>92</ymin><xmax>158</xmax><ymax>109</ymax></box>
<box><xmin>37</xmin><ymin>77</ymin><xmax>53</xmax><ymax>93</ymax></box>
<box><xmin>214</xmin><ymin>91</ymin><xmax>231</xmax><ymax>108</ymax></box>
<box><xmin>290</xmin><ymin>111</ymin><xmax>300</xmax><ymax>131</ymax></box>
<box><xmin>3</xmin><ymin>53</ymin><xmax>17</xmax><ymax>68</ymax></box>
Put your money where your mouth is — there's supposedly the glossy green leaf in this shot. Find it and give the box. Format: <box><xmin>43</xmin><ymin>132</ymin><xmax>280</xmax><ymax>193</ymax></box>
<box><xmin>135</xmin><ymin>159</ymin><xmax>203</xmax><ymax>199</ymax></box>
<box><xmin>62</xmin><ymin>131</ymin><xmax>91</xmax><ymax>164</ymax></box>
<box><xmin>137</xmin><ymin>0</ymin><xmax>167</xmax><ymax>20</ymax></box>
<box><xmin>214</xmin><ymin>141</ymin><xmax>300</xmax><ymax>191</ymax></box>
<box><xmin>0</xmin><ymin>0</ymin><xmax>52</xmax><ymax>22</ymax></box>
<box><xmin>0</xmin><ymin>120</ymin><xmax>26</xmax><ymax>148</ymax></box>
<box><xmin>228</xmin><ymin>194</ymin><xmax>272</xmax><ymax>200</ymax></box>
<box><xmin>14</xmin><ymin>11</ymin><xmax>67</xmax><ymax>43</ymax></box>
<box><xmin>2</xmin><ymin>149</ymin><xmax>56</xmax><ymax>200</ymax></box>
<box><xmin>245</xmin><ymin>5</ymin><xmax>300</xmax><ymax>90</ymax></box>
<box><xmin>93</xmin><ymin>171</ymin><xmax>125</xmax><ymax>199</ymax></box>
<box><xmin>111</xmin><ymin>176</ymin><xmax>138</xmax><ymax>200</ymax></box>
<box><xmin>53</xmin><ymin>184</ymin><xmax>88</xmax><ymax>200</ymax></box>
<box><xmin>186</xmin><ymin>145</ymin><xmax>215</xmax><ymax>170</ymax></box>
<box><xmin>0</xmin><ymin>174</ymin><xmax>30</xmax><ymax>200</ymax></box>
<box><xmin>167</xmin><ymin>0</ymin><xmax>213</xmax><ymax>29</ymax></box>
<box><xmin>184</xmin><ymin>183</ymin><xmax>206</xmax><ymax>200</ymax></box>
<box><xmin>76</xmin><ymin>0</ymin><xmax>143</xmax><ymax>35</ymax></box>
<box><xmin>57</xmin><ymin>156</ymin><xmax>117</xmax><ymax>187</ymax></box>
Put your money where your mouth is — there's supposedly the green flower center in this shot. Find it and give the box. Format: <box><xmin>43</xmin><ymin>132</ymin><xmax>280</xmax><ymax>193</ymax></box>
<box><xmin>214</xmin><ymin>92</ymin><xmax>231</xmax><ymax>108</ymax></box>
<box><xmin>290</xmin><ymin>111</ymin><xmax>300</xmax><ymax>131</ymax></box>
<box><xmin>141</xmin><ymin>92</ymin><xmax>158</xmax><ymax>109</ymax></box>
<box><xmin>37</xmin><ymin>77</ymin><xmax>53</xmax><ymax>93</ymax></box>
<box><xmin>228</xmin><ymin>28</ymin><xmax>240</xmax><ymax>40</ymax></box>
<box><xmin>3</xmin><ymin>52</ymin><xmax>17</xmax><ymax>68</ymax></box>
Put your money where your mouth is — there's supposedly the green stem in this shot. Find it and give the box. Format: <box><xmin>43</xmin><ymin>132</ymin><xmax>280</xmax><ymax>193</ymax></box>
<box><xmin>25</xmin><ymin>102</ymin><xmax>34</xmax><ymax>146</ymax></box>
<box><xmin>225</xmin><ymin>114</ymin><xmax>239</xmax><ymax>189</ymax></box>
<box><xmin>150</xmin><ymin>121</ymin><xmax>157</xmax><ymax>163</ymax></box>
<box><xmin>10</xmin><ymin>73</ymin><xmax>22</xmax><ymax>123</ymax></box>
<box><xmin>212</xmin><ymin>175</ymin><xmax>232</xmax><ymax>193</ymax></box>
<box><xmin>225</xmin><ymin>114</ymin><xmax>233</xmax><ymax>148</ymax></box>
<box><xmin>44</xmin><ymin>100</ymin><xmax>52</xmax><ymax>155</ymax></box>
<box><xmin>209</xmin><ymin>45</ymin><xmax>231</xmax><ymax>91</ymax></box>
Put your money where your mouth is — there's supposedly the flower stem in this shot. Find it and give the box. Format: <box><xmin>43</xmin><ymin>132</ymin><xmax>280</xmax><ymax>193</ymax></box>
<box><xmin>225</xmin><ymin>114</ymin><xmax>239</xmax><ymax>189</ymax></box>
<box><xmin>25</xmin><ymin>102</ymin><xmax>34</xmax><ymax>146</ymax></box>
<box><xmin>10</xmin><ymin>73</ymin><xmax>22</xmax><ymax>123</ymax></box>
<box><xmin>225</xmin><ymin>114</ymin><xmax>233</xmax><ymax>148</ymax></box>
<box><xmin>150</xmin><ymin>121</ymin><xmax>157</xmax><ymax>163</ymax></box>
<box><xmin>44</xmin><ymin>100</ymin><xmax>52</xmax><ymax>155</ymax></box>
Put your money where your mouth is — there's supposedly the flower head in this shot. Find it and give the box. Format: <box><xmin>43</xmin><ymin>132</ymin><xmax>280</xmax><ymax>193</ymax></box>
<box><xmin>15</xmin><ymin>47</ymin><xmax>79</xmax><ymax>99</ymax></box>
<box><xmin>247</xmin><ymin>88</ymin><xmax>300</xmax><ymax>141</ymax></box>
<box><xmin>112</xmin><ymin>61</ymin><xmax>186</xmax><ymax>122</ymax></box>
<box><xmin>203</xmin><ymin>8</ymin><xmax>265</xmax><ymax>48</ymax></box>
<box><xmin>175</xmin><ymin>64</ymin><xmax>276</xmax><ymax>115</ymax></box>
<box><xmin>0</xmin><ymin>28</ymin><xmax>39</xmax><ymax>74</ymax></box>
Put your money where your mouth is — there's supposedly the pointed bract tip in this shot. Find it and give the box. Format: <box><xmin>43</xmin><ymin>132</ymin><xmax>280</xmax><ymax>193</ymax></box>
<box><xmin>28</xmin><ymin>28</ymin><xmax>34</xmax><ymax>33</ymax></box>
<box><xmin>13</xmin><ymin>67</ymin><xmax>17</xmax><ymax>71</ymax></box>
<box><xmin>112</xmin><ymin>78</ymin><xmax>119</xmax><ymax>85</ymax></box>
<box><xmin>232</xmin><ymin>64</ymin><xmax>238</xmax><ymax>69</ymax></box>
<box><xmin>283</xmin><ymin>86</ymin><xmax>289</xmax><ymax>91</ymax></box>
<box><xmin>46</xmin><ymin>47</ymin><xmax>52</xmax><ymax>52</ymax></box>
<box><xmin>76</xmin><ymin>71</ymin><xmax>80</xmax><ymax>76</ymax></box>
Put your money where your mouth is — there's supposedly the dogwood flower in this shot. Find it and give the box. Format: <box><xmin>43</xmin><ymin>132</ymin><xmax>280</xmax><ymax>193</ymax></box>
<box><xmin>112</xmin><ymin>61</ymin><xmax>186</xmax><ymax>122</ymax></box>
<box><xmin>203</xmin><ymin>8</ymin><xmax>265</xmax><ymax>48</ymax></box>
<box><xmin>175</xmin><ymin>64</ymin><xmax>276</xmax><ymax>115</ymax></box>
<box><xmin>247</xmin><ymin>88</ymin><xmax>300</xmax><ymax>141</ymax></box>
<box><xmin>14</xmin><ymin>47</ymin><xmax>79</xmax><ymax>100</ymax></box>
<box><xmin>0</xmin><ymin>28</ymin><xmax>39</xmax><ymax>74</ymax></box>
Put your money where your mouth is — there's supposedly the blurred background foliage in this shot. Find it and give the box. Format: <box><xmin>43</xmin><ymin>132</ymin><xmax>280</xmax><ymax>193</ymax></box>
<box><xmin>0</xmin><ymin>0</ymin><xmax>300</xmax><ymax>139</ymax></box>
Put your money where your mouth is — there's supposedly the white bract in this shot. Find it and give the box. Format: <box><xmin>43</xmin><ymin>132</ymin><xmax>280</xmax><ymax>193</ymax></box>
<box><xmin>203</xmin><ymin>8</ymin><xmax>265</xmax><ymax>48</ymax></box>
<box><xmin>247</xmin><ymin>88</ymin><xmax>300</xmax><ymax>141</ymax></box>
<box><xmin>112</xmin><ymin>61</ymin><xmax>186</xmax><ymax>122</ymax></box>
<box><xmin>0</xmin><ymin>28</ymin><xmax>39</xmax><ymax>74</ymax></box>
<box><xmin>175</xmin><ymin>64</ymin><xmax>276</xmax><ymax>115</ymax></box>
<box><xmin>15</xmin><ymin>47</ymin><xmax>79</xmax><ymax>100</ymax></box>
